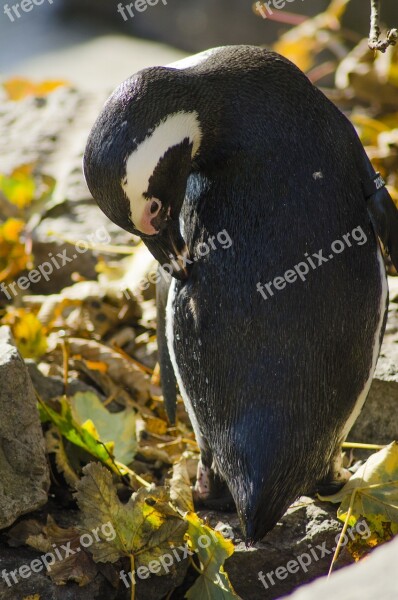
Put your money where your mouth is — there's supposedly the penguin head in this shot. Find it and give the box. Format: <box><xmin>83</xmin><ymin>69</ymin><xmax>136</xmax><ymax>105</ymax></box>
<box><xmin>83</xmin><ymin>67</ymin><xmax>203</xmax><ymax>280</ymax></box>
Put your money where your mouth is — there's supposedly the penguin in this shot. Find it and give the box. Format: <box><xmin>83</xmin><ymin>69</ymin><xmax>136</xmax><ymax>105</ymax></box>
<box><xmin>83</xmin><ymin>45</ymin><xmax>398</xmax><ymax>543</ymax></box>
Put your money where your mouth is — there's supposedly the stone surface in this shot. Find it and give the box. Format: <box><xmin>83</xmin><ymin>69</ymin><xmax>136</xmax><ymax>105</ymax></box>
<box><xmin>286</xmin><ymin>536</ymin><xmax>398</xmax><ymax>600</ymax></box>
<box><xmin>0</xmin><ymin>327</ymin><xmax>49</xmax><ymax>530</ymax></box>
<box><xmin>348</xmin><ymin>276</ymin><xmax>398</xmax><ymax>445</ymax></box>
<box><xmin>203</xmin><ymin>497</ymin><xmax>354</xmax><ymax>600</ymax></box>
<box><xmin>0</xmin><ymin>36</ymin><xmax>184</xmax><ymax>299</ymax></box>
<box><xmin>0</xmin><ymin>541</ymin><xmax>186</xmax><ymax>600</ymax></box>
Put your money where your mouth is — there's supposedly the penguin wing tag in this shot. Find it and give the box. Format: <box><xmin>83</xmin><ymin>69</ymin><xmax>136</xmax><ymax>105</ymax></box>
<box><xmin>156</xmin><ymin>269</ymin><xmax>178</xmax><ymax>424</ymax></box>
<box><xmin>364</xmin><ymin>173</ymin><xmax>398</xmax><ymax>270</ymax></box>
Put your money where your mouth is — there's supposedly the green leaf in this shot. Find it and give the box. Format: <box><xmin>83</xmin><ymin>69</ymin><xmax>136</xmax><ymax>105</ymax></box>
<box><xmin>38</xmin><ymin>396</ymin><xmax>116</xmax><ymax>469</ymax></box>
<box><xmin>70</xmin><ymin>391</ymin><xmax>137</xmax><ymax>465</ymax></box>
<box><xmin>184</xmin><ymin>512</ymin><xmax>240</xmax><ymax>599</ymax></box>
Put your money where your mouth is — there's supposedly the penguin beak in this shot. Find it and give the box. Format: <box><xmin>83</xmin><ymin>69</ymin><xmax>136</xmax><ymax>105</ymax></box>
<box><xmin>142</xmin><ymin>219</ymin><xmax>191</xmax><ymax>280</ymax></box>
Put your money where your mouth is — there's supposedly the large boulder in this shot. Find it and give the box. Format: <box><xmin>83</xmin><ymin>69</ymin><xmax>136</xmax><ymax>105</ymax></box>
<box><xmin>0</xmin><ymin>327</ymin><xmax>49</xmax><ymax>530</ymax></box>
<box><xmin>286</xmin><ymin>536</ymin><xmax>398</xmax><ymax>600</ymax></box>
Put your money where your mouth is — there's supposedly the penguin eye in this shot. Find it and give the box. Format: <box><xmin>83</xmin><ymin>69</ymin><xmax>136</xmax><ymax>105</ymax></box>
<box><xmin>150</xmin><ymin>199</ymin><xmax>161</xmax><ymax>215</ymax></box>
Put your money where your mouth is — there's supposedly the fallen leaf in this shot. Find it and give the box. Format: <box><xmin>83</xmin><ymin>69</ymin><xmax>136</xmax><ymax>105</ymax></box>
<box><xmin>168</xmin><ymin>459</ymin><xmax>194</xmax><ymax>514</ymax></box>
<box><xmin>320</xmin><ymin>442</ymin><xmax>398</xmax><ymax>537</ymax></box>
<box><xmin>184</xmin><ymin>512</ymin><xmax>240</xmax><ymax>599</ymax></box>
<box><xmin>3</xmin><ymin>308</ymin><xmax>47</xmax><ymax>358</ymax></box>
<box><xmin>70</xmin><ymin>391</ymin><xmax>137</xmax><ymax>465</ymax></box>
<box><xmin>3</xmin><ymin>77</ymin><xmax>67</xmax><ymax>101</ymax></box>
<box><xmin>38</xmin><ymin>396</ymin><xmax>117</xmax><ymax>471</ymax></box>
<box><xmin>75</xmin><ymin>463</ymin><xmax>187</xmax><ymax>565</ymax></box>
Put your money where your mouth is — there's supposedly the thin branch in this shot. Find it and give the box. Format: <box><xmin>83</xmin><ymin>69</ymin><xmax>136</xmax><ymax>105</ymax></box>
<box><xmin>368</xmin><ymin>0</ymin><xmax>397</xmax><ymax>53</ymax></box>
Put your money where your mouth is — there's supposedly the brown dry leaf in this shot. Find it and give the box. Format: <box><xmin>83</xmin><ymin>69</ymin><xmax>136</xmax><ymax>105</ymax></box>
<box><xmin>45</xmin><ymin>516</ymin><xmax>98</xmax><ymax>586</ymax></box>
<box><xmin>7</xmin><ymin>519</ymin><xmax>46</xmax><ymax>549</ymax></box>
<box><xmin>168</xmin><ymin>458</ymin><xmax>194</xmax><ymax>513</ymax></box>
<box><xmin>9</xmin><ymin>515</ymin><xmax>99</xmax><ymax>586</ymax></box>
<box><xmin>145</xmin><ymin>416</ymin><xmax>168</xmax><ymax>436</ymax></box>
<box><xmin>58</xmin><ymin>338</ymin><xmax>150</xmax><ymax>402</ymax></box>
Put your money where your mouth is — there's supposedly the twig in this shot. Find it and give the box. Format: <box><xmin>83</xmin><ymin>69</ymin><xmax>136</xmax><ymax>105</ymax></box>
<box><xmin>368</xmin><ymin>0</ymin><xmax>397</xmax><ymax>53</ymax></box>
<box><xmin>342</xmin><ymin>442</ymin><xmax>386</xmax><ymax>450</ymax></box>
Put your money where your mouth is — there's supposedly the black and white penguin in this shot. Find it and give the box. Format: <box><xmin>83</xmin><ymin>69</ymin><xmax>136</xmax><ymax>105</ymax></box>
<box><xmin>83</xmin><ymin>46</ymin><xmax>398</xmax><ymax>543</ymax></box>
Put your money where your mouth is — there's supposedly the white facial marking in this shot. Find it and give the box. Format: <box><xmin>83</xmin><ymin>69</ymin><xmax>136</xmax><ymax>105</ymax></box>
<box><xmin>122</xmin><ymin>111</ymin><xmax>202</xmax><ymax>235</ymax></box>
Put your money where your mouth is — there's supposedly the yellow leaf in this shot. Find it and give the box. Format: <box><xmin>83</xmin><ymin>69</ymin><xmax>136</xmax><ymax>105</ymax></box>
<box><xmin>3</xmin><ymin>308</ymin><xmax>47</xmax><ymax>359</ymax></box>
<box><xmin>184</xmin><ymin>512</ymin><xmax>239</xmax><ymax>599</ymax></box>
<box><xmin>273</xmin><ymin>0</ymin><xmax>350</xmax><ymax>71</ymax></box>
<box><xmin>320</xmin><ymin>442</ymin><xmax>398</xmax><ymax>538</ymax></box>
<box><xmin>0</xmin><ymin>164</ymin><xmax>35</xmax><ymax>209</ymax></box>
<box><xmin>0</xmin><ymin>218</ymin><xmax>30</xmax><ymax>283</ymax></box>
<box><xmin>3</xmin><ymin>77</ymin><xmax>67</xmax><ymax>101</ymax></box>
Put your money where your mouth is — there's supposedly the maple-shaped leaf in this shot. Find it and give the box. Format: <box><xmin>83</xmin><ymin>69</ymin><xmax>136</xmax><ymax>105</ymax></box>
<box><xmin>75</xmin><ymin>462</ymin><xmax>187</xmax><ymax>571</ymax></box>
<box><xmin>320</xmin><ymin>441</ymin><xmax>398</xmax><ymax>536</ymax></box>
<box><xmin>184</xmin><ymin>512</ymin><xmax>240</xmax><ymax>599</ymax></box>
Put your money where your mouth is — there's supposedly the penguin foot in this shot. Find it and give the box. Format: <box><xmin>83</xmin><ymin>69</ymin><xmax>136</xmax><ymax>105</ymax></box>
<box><xmin>193</xmin><ymin>461</ymin><xmax>235</xmax><ymax>511</ymax></box>
<box><xmin>316</xmin><ymin>467</ymin><xmax>351</xmax><ymax>496</ymax></box>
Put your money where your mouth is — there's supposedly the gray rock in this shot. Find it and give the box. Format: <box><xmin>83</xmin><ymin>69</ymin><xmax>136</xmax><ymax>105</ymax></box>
<box><xmin>348</xmin><ymin>277</ymin><xmax>398</xmax><ymax>445</ymax></box>
<box><xmin>0</xmin><ymin>327</ymin><xmax>49</xmax><ymax>530</ymax></box>
<box><xmin>0</xmin><ymin>540</ymin><xmax>185</xmax><ymax>600</ymax></box>
<box><xmin>203</xmin><ymin>497</ymin><xmax>354</xmax><ymax>600</ymax></box>
<box><xmin>286</xmin><ymin>536</ymin><xmax>398</xmax><ymax>600</ymax></box>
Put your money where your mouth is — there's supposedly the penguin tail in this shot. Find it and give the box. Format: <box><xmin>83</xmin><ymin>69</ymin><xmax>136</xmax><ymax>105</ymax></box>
<box><xmin>226</xmin><ymin>459</ymin><xmax>304</xmax><ymax>545</ymax></box>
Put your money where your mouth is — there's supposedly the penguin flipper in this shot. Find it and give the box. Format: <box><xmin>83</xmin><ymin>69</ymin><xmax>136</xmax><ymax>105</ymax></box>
<box><xmin>366</xmin><ymin>182</ymin><xmax>398</xmax><ymax>271</ymax></box>
<box><xmin>156</xmin><ymin>268</ymin><xmax>178</xmax><ymax>424</ymax></box>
